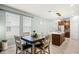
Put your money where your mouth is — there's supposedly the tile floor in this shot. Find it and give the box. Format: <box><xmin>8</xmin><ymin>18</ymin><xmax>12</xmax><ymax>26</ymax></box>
<box><xmin>50</xmin><ymin>38</ymin><xmax>79</xmax><ymax>54</ymax></box>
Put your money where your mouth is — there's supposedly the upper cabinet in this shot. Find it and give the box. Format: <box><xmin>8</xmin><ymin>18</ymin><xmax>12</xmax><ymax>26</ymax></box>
<box><xmin>58</xmin><ymin>19</ymin><xmax>70</xmax><ymax>38</ymax></box>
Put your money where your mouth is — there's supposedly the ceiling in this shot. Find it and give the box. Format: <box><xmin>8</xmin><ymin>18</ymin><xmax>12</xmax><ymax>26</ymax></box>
<box><xmin>6</xmin><ymin>4</ymin><xmax>79</xmax><ymax>20</ymax></box>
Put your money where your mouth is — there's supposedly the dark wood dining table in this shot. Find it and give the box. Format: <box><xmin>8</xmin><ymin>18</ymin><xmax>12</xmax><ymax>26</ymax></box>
<box><xmin>21</xmin><ymin>35</ymin><xmax>45</xmax><ymax>54</ymax></box>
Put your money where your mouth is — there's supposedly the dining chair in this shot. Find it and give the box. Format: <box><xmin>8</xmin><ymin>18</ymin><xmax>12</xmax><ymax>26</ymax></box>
<box><xmin>35</xmin><ymin>35</ymin><xmax>50</xmax><ymax>54</ymax></box>
<box><xmin>42</xmin><ymin>35</ymin><xmax>50</xmax><ymax>54</ymax></box>
<box><xmin>14</xmin><ymin>35</ymin><xmax>32</xmax><ymax>54</ymax></box>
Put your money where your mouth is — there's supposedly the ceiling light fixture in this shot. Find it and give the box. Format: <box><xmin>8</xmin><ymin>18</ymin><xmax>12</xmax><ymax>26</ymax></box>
<box><xmin>56</xmin><ymin>13</ymin><xmax>61</xmax><ymax>16</ymax></box>
<box><xmin>48</xmin><ymin>9</ymin><xmax>63</xmax><ymax>17</ymax></box>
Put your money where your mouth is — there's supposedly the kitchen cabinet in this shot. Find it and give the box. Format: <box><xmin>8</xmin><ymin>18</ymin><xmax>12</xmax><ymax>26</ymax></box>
<box><xmin>52</xmin><ymin>32</ymin><xmax>65</xmax><ymax>46</ymax></box>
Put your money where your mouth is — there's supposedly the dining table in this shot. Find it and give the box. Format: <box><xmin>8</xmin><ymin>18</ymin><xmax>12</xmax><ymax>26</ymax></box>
<box><xmin>21</xmin><ymin>35</ymin><xmax>45</xmax><ymax>54</ymax></box>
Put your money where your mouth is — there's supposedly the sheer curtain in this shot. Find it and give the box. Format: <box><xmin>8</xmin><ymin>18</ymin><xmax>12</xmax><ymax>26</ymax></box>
<box><xmin>23</xmin><ymin>16</ymin><xmax>31</xmax><ymax>34</ymax></box>
<box><xmin>5</xmin><ymin>12</ymin><xmax>20</xmax><ymax>46</ymax></box>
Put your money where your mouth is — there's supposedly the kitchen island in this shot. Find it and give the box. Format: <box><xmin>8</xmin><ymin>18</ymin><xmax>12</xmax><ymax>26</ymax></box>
<box><xmin>52</xmin><ymin>32</ymin><xmax>65</xmax><ymax>46</ymax></box>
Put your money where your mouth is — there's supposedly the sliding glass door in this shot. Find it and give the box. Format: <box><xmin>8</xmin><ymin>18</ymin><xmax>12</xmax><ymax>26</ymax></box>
<box><xmin>23</xmin><ymin>16</ymin><xmax>31</xmax><ymax>33</ymax></box>
<box><xmin>5</xmin><ymin>12</ymin><xmax>20</xmax><ymax>46</ymax></box>
<box><xmin>5</xmin><ymin>12</ymin><xmax>32</xmax><ymax>46</ymax></box>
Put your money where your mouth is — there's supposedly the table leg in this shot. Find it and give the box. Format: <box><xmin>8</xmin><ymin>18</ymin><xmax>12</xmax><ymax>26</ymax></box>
<box><xmin>32</xmin><ymin>44</ymin><xmax>35</xmax><ymax>54</ymax></box>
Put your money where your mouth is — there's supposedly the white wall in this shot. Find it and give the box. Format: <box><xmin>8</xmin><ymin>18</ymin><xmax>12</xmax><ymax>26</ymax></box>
<box><xmin>48</xmin><ymin>19</ymin><xmax>58</xmax><ymax>32</ymax></box>
<box><xmin>70</xmin><ymin>15</ymin><xmax>79</xmax><ymax>40</ymax></box>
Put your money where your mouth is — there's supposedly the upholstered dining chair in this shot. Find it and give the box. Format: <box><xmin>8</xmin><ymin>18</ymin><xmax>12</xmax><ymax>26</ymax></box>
<box><xmin>14</xmin><ymin>35</ymin><xmax>32</xmax><ymax>54</ymax></box>
<box><xmin>42</xmin><ymin>35</ymin><xmax>50</xmax><ymax>54</ymax></box>
<box><xmin>35</xmin><ymin>35</ymin><xmax>50</xmax><ymax>54</ymax></box>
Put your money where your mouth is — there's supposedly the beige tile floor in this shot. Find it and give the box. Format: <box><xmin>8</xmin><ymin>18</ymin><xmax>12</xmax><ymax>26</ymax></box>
<box><xmin>0</xmin><ymin>38</ymin><xmax>79</xmax><ymax>54</ymax></box>
<box><xmin>50</xmin><ymin>38</ymin><xmax>79</xmax><ymax>54</ymax></box>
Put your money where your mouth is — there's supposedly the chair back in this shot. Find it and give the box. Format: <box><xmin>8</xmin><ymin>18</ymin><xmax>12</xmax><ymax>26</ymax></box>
<box><xmin>22</xmin><ymin>32</ymin><xmax>30</xmax><ymax>36</ymax></box>
<box><xmin>14</xmin><ymin>35</ymin><xmax>22</xmax><ymax>49</ymax></box>
<box><xmin>42</xmin><ymin>35</ymin><xmax>50</xmax><ymax>47</ymax></box>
